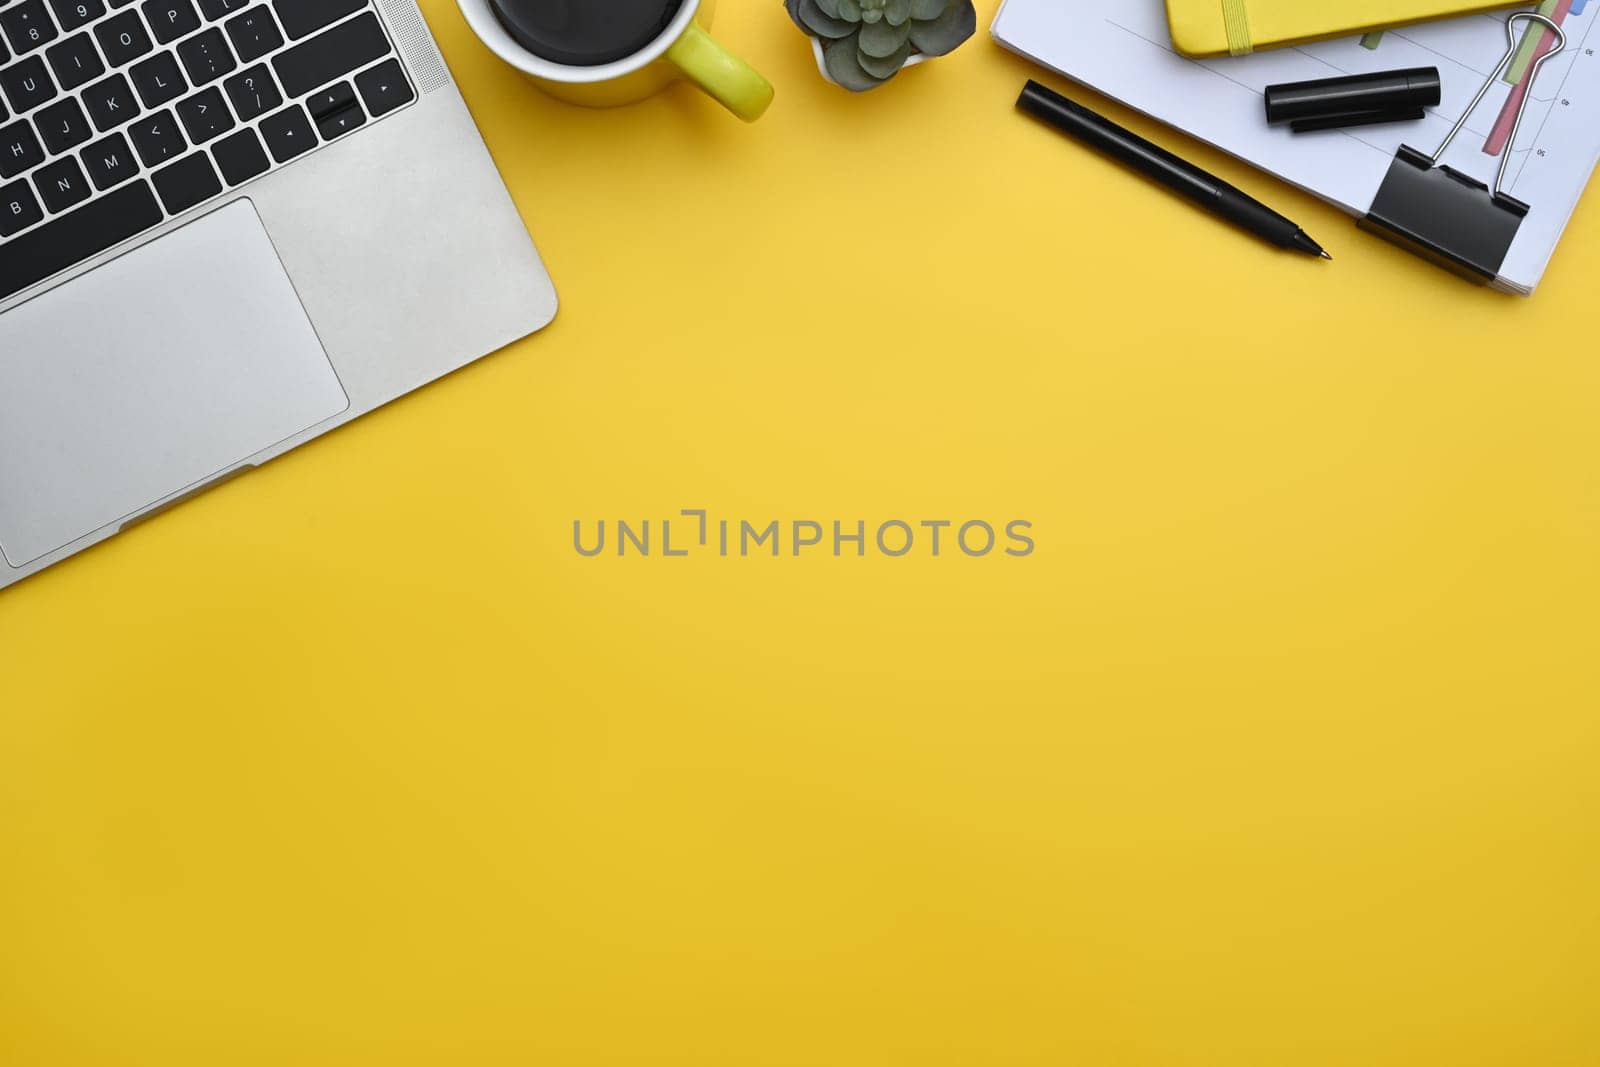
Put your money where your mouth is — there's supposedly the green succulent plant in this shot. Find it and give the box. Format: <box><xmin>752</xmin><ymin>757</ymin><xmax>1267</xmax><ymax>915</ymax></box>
<box><xmin>785</xmin><ymin>0</ymin><xmax>977</xmax><ymax>91</ymax></box>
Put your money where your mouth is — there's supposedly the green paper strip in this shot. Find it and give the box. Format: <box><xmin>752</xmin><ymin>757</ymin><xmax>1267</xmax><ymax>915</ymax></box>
<box><xmin>1360</xmin><ymin>31</ymin><xmax>1385</xmax><ymax>50</ymax></box>
<box><xmin>1505</xmin><ymin>0</ymin><xmax>1561</xmax><ymax>83</ymax></box>
<box><xmin>1221</xmin><ymin>0</ymin><xmax>1252</xmax><ymax>55</ymax></box>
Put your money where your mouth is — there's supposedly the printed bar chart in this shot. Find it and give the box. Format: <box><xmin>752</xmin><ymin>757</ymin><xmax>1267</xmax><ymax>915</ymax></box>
<box><xmin>1486</xmin><ymin>0</ymin><xmax>1577</xmax><ymax>156</ymax></box>
<box><xmin>1348</xmin><ymin>2</ymin><xmax>1591</xmax><ymax>158</ymax></box>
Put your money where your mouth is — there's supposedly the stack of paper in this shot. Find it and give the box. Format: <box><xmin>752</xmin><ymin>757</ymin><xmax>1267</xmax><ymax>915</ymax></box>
<box><xmin>993</xmin><ymin>0</ymin><xmax>1600</xmax><ymax>292</ymax></box>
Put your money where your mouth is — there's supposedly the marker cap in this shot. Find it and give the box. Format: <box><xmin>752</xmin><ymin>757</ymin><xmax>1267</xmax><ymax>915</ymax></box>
<box><xmin>1264</xmin><ymin>67</ymin><xmax>1441</xmax><ymax>133</ymax></box>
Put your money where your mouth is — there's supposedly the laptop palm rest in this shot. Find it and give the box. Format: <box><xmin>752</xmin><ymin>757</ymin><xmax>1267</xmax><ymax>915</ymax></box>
<box><xmin>0</xmin><ymin>200</ymin><xmax>349</xmax><ymax>569</ymax></box>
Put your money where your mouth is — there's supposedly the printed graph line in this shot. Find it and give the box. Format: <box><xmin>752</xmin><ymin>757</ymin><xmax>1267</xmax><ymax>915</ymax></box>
<box><xmin>1272</xmin><ymin>18</ymin><xmax>1544</xmax><ymax>149</ymax></box>
<box><xmin>1346</xmin><ymin>12</ymin><xmax>1533</xmax><ymax>78</ymax></box>
<box><xmin>1105</xmin><ymin>16</ymin><xmax>1514</xmax><ymax>159</ymax></box>
<box><xmin>1103</xmin><ymin>16</ymin><xmax>1418</xmax><ymax>165</ymax></box>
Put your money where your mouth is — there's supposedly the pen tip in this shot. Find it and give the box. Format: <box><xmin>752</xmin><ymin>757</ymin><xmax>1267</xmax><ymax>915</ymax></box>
<box><xmin>1290</xmin><ymin>230</ymin><xmax>1331</xmax><ymax>260</ymax></box>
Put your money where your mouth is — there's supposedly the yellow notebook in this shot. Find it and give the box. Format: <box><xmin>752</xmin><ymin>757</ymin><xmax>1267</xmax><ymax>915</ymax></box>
<box><xmin>1166</xmin><ymin>0</ymin><xmax>1521</xmax><ymax>57</ymax></box>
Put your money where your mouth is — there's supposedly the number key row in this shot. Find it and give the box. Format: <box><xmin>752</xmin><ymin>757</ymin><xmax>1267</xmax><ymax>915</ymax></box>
<box><xmin>50</xmin><ymin>0</ymin><xmax>109</xmax><ymax>34</ymax></box>
<box><xmin>1</xmin><ymin>1</ymin><xmax>60</xmax><ymax>57</ymax></box>
<box><xmin>4</xmin><ymin>0</ymin><xmax>276</xmax><ymax>63</ymax></box>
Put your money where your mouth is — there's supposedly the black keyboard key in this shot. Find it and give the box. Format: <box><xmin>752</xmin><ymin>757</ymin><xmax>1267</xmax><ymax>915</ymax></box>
<box><xmin>257</xmin><ymin>101</ymin><xmax>310</xmax><ymax>162</ymax></box>
<box><xmin>142</xmin><ymin>0</ymin><xmax>200</xmax><ymax>44</ymax></box>
<box><xmin>82</xmin><ymin>73</ymin><xmax>138</xmax><ymax>131</ymax></box>
<box><xmin>211</xmin><ymin>124</ymin><xmax>265</xmax><ymax>184</ymax></box>
<box><xmin>33</xmin><ymin>154</ymin><xmax>90</xmax><ymax>211</ymax></box>
<box><xmin>198</xmin><ymin>0</ymin><xmax>248</xmax><ymax>19</ymax></box>
<box><xmin>150</xmin><ymin>149</ymin><xmax>218</xmax><ymax>212</ymax></box>
<box><xmin>2</xmin><ymin>1</ymin><xmax>59</xmax><ymax>56</ymax></box>
<box><xmin>45</xmin><ymin>32</ymin><xmax>104</xmax><ymax>91</ymax></box>
<box><xmin>130</xmin><ymin>50</ymin><xmax>186</xmax><ymax>106</ymax></box>
<box><xmin>36</xmin><ymin>96</ymin><xmax>91</xmax><ymax>153</ymax></box>
<box><xmin>129</xmin><ymin>106</ymin><xmax>183</xmax><ymax>164</ymax></box>
<box><xmin>0</xmin><ymin>180</ymin><xmax>163</xmax><ymax>299</ymax></box>
<box><xmin>273</xmin><ymin>0</ymin><xmax>365</xmax><ymax>40</ymax></box>
<box><xmin>80</xmin><ymin>130</ymin><xmax>137</xmax><ymax>188</ymax></box>
<box><xmin>306</xmin><ymin>79</ymin><xmax>353</xmax><ymax>119</ymax></box>
<box><xmin>222</xmin><ymin>63</ymin><xmax>278</xmax><ymax>120</ymax></box>
<box><xmin>314</xmin><ymin>101</ymin><xmax>361</xmax><ymax>140</ymax></box>
<box><xmin>0</xmin><ymin>176</ymin><xmax>43</xmax><ymax>235</ymax></box>
<box><xmin>1</xmin><ymin>54</ymin><xmax>55</xmax><ymax>113</ymax></box>
<box><xmin>174</xmin><ymin>85</ymin><xmax>231</xmax><ymax>142</ymax></box>
<box><xmin>0</xmin><ymin>119</ymin><xmax>44</xmax><ymax>178</ymax></box>
<box><xmin>355</xmin><ymin>58</ymin><xmax>410</xmax><ymax>118</ymax></box>
<box><xmin>177</xmin><ymin>26</ymin><xmax>234</xmax><ymax>84</ymax></box>
<box><xmin>47</xmin><ymin>0</ymin><xmax>107</xmax><ymax>32</ymax></box>
<box><xmin>96</xmin><ymin>10</ymin><xmax>154</xmax><ymax>65</ymax></box>
<box><xmin>272</xmin><ymin>12</ymin><xmax>387</xmax><ymax>98</ymax></box>
<box><xmin>224</xmin><ymin>6</ymin><xmax>281</xmax><ymax>63</ymax></box>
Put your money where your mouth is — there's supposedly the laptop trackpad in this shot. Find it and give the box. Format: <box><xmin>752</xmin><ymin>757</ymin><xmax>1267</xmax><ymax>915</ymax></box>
<box><xmin>0</xmin><ymin>200</ymin><xmax>349</xmax><ymax>568</ymax></box>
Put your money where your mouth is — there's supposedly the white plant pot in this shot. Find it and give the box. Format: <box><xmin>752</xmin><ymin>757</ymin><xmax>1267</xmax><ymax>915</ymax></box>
<box><xmin>811</xmin><ymin>36</ymin><xmax>929</xmax><ymax>87</ymax></box>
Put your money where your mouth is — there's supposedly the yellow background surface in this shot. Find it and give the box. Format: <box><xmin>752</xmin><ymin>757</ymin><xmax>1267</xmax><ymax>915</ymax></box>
<box><xmin>4</xmin><ymin>2</ymin><xmax>1599</xmax><ymax>1064</ymax></box>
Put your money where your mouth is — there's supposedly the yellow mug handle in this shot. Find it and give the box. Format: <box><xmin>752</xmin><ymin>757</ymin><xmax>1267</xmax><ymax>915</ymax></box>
<box><xmin>666</xmin><ymin>23</ymin><xmax>775</xmax><ymax>122</ymax></box>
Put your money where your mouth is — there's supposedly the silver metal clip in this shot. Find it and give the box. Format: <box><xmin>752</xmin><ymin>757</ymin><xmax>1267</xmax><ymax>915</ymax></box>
<box><xmin>1429</xmin><ymin>12</ymin><xmax>1568</xmax><ymax>198</ymax></box>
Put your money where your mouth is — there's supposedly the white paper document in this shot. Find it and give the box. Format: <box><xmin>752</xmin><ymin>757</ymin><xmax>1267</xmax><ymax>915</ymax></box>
<box><xmin>992</xmin><ymin>0</ymin><xmax>1600</xmax><ymax>292</ymax></box>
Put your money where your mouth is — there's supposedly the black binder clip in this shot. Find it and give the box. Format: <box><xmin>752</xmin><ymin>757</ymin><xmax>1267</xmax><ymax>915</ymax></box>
<box><xmin>1361</xmin><ymin>13</ymin><xmax>1568</xmax><ymax>284</ymax></box>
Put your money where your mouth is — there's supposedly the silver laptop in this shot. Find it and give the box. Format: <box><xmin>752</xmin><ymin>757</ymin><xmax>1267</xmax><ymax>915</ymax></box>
<box><xmin>0</xmin><ymin>0</ymin><xmax>557</xmax><ymax>590</ymax></box>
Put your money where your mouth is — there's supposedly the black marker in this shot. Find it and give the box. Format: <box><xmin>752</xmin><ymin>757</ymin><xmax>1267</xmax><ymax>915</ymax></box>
<box><xmin>1017</xmin><ymin>80</ymin><xmax>1331</xmax><ymax>260</ymax></box>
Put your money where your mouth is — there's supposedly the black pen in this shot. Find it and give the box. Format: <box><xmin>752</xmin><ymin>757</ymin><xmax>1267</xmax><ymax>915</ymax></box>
<box><xmin>1017</xmin><ymin>80</ymin><xmax>1331</xmax><ymax>260</ymax></box>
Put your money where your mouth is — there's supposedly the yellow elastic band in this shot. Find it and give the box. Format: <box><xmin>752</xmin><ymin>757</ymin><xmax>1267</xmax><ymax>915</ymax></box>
<box><xmin>1221</xmin><ymin>0</ymin><xmax>1252</xmax><ymax>55</ymax></box>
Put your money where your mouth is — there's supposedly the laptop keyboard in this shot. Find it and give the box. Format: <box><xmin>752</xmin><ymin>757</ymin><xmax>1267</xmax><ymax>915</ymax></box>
<box><xmin>0</xmin><ymin>0</ymin><xmax>415</xmax><ymax>301</ymax></box>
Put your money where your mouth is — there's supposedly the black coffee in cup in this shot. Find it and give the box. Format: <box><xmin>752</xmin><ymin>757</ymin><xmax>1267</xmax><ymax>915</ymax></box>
<box><xmin>490</xmin><ymin>0</ymin><xmax>687</xmax><ymax>67</ymax></box>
